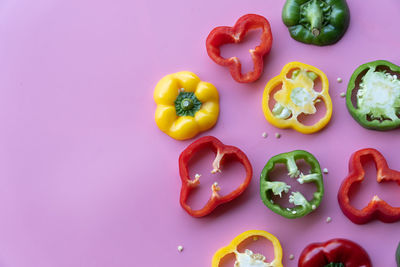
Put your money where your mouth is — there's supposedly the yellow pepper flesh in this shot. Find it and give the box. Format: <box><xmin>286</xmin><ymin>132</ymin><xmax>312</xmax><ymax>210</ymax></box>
<box><xmin>262</xmin><ymin>62</ymin><xmax>332</xmax><ymax>134</ymax></box>
<box><xmin>154</xmin><ymin>71</ymin><xmax>219</xmax><ymax>140</ymax></box>
<box><xmin>212</xmin><ymin>230</ymin><xmax>283</xmax><ymax>267</ymax></box>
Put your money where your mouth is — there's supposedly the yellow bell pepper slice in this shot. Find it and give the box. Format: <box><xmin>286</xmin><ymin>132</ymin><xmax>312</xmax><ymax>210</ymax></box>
<box><xmin>212</xmin><ymin>230</ymin><xmax>283</xmax><ymax>267</ymax></box>
<box><xmin>262</xmin><ymin>62</ymin><xmax>332</xmax><ymax>134</ymax></box>
<box><xmin>154</xmin><ymin>71</ymin><xmax>219</xmax><ymax>140</ymax></box>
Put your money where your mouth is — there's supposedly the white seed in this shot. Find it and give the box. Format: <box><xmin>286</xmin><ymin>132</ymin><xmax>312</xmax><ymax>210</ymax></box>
<box><xmin>178</xmin><ymin>245</ymin><xmax>184</xmax><ymax>252</ymax></box>
<box><xmin>326</xmin><ymin>217</ymin><xmax>332</xmax><ymax>223</ymax></box>
<box><xmin>195</xmin><ymin>174</ymin><xmax>201</xmax><ymax>179</ymax></box>
<box><xmin>292</xmin><ymin>211</ymin><xmax>297</xmax><ymax>214</ymax></box>
<box><xmin>337</xmin><ymin>77</ymin><xmax>342</xmax><ymax>83</ymax></box>
<box><xmin>275</xmin><ymin>133</ymin><xmax>281</xmax><ymax>139</ymax></box>
<box><xmin>262</xmin><ymin>132</ymin><xmax>268</xmax><ymax>138</ymax></box>
<box><xmin>312</xmin><ymin>204</ymin><xmax>316</xmax><ymax>210</ymax></box>
<box><xmin>340</xmin><ymin>92</ymin><xmax>346</xmax><ymax>97</ymax></box>
<box><xmin>323</xmin><ymin>168</ymin><xmax>329</xmax><ymax>174</ymax></box>
<box><xmin>289</xmin><ymin>254</ymin><xmax>295</xmax><ymax>260</ymax></box>
<box><xmin>213</xmin><ymin>182</ymin><xmax>218</xmax><ymax>187</ymax></box>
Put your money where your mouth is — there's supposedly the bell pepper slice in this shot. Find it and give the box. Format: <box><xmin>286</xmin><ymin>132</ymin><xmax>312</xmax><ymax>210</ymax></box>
<box><xmin>346</xmin><ymin>60</ymin><xmax>400</xmax><ymax>131</ymax></box>
<box><xmin>262</xmin><ymin>62</ymin><xmax>332</xmax><ymax>134</ymax></box>
<box><xmin>260</xmin><ymin>150</ymin><xmax>324</xmax><ymax>219</ymax></box>
<box><xmin>212</xmin><ymin>230</ymin><xmax>283</xmax><ymax>267</ymax></box>
<box><xmin>282</xmin><ymin>0</ymin><xmax>350</xmax><ymax>46</ymax></box>
<box><xmin>206</xmin><ymin>14</ymin><xmax>273</xmax><ymax>83</ymax></box>
<box><xmin>179</xmin><ymin>136</ymin><xmax>253</xmax><ymax>217</ymax></box>
<box><xmin>338</xmin><ymin>148</ymin><xmax>400</xmax><ymax>224</ymax></box>
<box><xmin>154</xmin><ymin>71</ymin><xmax>219</xmax><ymax>140</ymax></box>
<box><xmin>298</xmin><ymin>238</ymin><xmax>371</xmax><ymax>267</ymax></box>
<box><xmin>396</xmin><ymin>241</ymin><xmax>400</xmax><ymax>267</ymax></box>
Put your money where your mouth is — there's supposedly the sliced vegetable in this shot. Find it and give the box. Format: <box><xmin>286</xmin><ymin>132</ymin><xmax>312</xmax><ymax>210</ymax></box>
<box><xmin>396</xmin><ymin>241</ymin><xmax>400</xmax><ymax>267</ymax></box>
<box><xmin>212</xmin><ymin>230</ymin><xmax>283</xmax><ymax>267</ymax></box>
<box><xmin>282</xmin><ymin>0</ymin><xmax>350</xmax><ymax>46</ymax></box>
<box><xmin>260</xmin><ymin>150</ymin><xmax>324</xmax><ymax>218</ymax></box>
<box><xmin>298</xmin><ymin>238</ymin><xmax>371</xmax><ymax>267</ymax></box>
<box><xmin>346</xmin><ymin>60</ymin><xmax>400</xmax><ymax>130</ymax></box>
<box><xmin>154</xmin><ymin>71</ymin><xmax>219</xmax><ymax>140</ymax></box>
<box><xmin>262</xmin><ymin>62</ymin><xmax>332</xmax><ymax>134</ymax></box>
<box><xmin>179</xmin><ymin>136</ymin><xmax>252</xmax><ymax>217</ymax></box>
<box><xmin>338</xmin><ymin>148</ymin><xmax>400</xmax><ymax>224</ymax></box>
<box><xmin>206</xmin><ymin>14</ymin><xmax>273</xmax><ymax>83</ymax></box>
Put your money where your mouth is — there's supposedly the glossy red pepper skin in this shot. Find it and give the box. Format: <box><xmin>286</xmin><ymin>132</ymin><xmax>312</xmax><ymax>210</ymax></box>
<box><xmin>206</xmin><ymin>14</ymin><xmax>273</xmax><ymax>83</ymax></box>
<box><xmin>299</xmin><ymin>238</ymin><xmax>372</xmax><ymax>267</ymax></box>
<box><xmin>179</xmin><ymin>136</ymin><xmax>253</xmax><ymax>217</ymax></box>
<box><xmin>338</xmin><ymin>148</ymin><xmax>400</xmax><ymax>224</ymax></box>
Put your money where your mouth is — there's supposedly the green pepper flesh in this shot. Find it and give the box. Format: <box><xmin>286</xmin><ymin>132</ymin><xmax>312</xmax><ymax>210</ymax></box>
<box><xmin>282</xmin><ymin>0</ymin><xmax>350</xmax><ymax>46</ymax></box>
<box><xmin>260</xmin><ymin>150</ymin><xmax>324</xmax><ymax>219</ymax></box>
<box><xmin>346</xmin><ymin>60</ymin><xmax>400</xmax><ymax>131</ymax></box>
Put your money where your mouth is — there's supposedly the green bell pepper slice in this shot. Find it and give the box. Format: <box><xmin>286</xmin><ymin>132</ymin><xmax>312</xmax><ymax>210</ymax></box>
<box><xmin>396</xmin><ymin>241</ymin><xmax>400</xmax><ymax>267</ymax></box>
<box><xmin>260</xmin><ymin>150</ymin><xmax>324</xmax><ymax>219</ymax></box>
<box><xmin>282</xmin><ymin>0</ymin><xmax>350</xmax><ymax>46</ymax></box>
<box><xmin>346</xmin><ymin>60</ymin><xmax>400</xmax><ymax>131</ymax></box>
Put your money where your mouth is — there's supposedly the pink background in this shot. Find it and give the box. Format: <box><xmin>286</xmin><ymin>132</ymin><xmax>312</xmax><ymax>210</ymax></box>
<box><xmin>1</xmin><ymin>0</ymin><xmax>400</xmax><ymax>266</ymax></box>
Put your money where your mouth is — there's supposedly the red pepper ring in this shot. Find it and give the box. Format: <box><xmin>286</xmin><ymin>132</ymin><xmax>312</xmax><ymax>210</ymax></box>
<box><xmin>338</xmin><ymin>148</ymin><xmax>400</xmax><ymax>224</ymax></box>
<box><xmin>298</xmin><ymin>238</ymin><xmax>371</xmax><ymax>267</ymax></box>
<box><xmin>206</xmin><ymin>14</ymin><xmax>273</xmax><ymax>83</ymax></box>
<box><xmin>179</xmin><ymin>136</ymin><xmax>253</xmax><ymax>217</ymax></box>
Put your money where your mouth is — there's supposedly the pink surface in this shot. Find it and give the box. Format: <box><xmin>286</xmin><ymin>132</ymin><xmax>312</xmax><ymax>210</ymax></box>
<box><xmin>1</xmin><ymin>0</ymin><xmax>400</xmax><ymax>266</ymax></box>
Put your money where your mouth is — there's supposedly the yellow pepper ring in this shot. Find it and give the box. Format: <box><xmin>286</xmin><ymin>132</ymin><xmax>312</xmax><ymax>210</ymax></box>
<box><xmin>154</xmin><ymin>71</ymin><xmax>219</xmax><ymax>140</ymax></box>
<box><xmin>212</xmin><ymin>230</ymin><xmax>283</xmax><ymax>267</ymax></box>
<box><xmin>262</xmin><ymin>62</ymin><xmax>333</xmax><ymax>134</ymax></box>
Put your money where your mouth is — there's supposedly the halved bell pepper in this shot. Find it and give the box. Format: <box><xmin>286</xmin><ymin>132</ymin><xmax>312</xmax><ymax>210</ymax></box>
<box><xmin>396</xmin><ymin>241</ymin><xmax>400</xmax><ymax>267</ymax></box>
<box><xmin>338</xmin><ymin>148</ymin><xmax>400</xmax><ymax>224</ymax></box>
<box><xmin>282</xmin><ymin>0</ymin><xmax>350</xmax><ymax>46</ymax></box>
<box><xmin>206</xmin><ymin>14</ymin><xmax>273</xmax><ymax>83</ymax></box>
<box><xmin>260</xmin><ymin>150</ymin><xmax>324</xmax><ymax>219</ymax></box>
<box><xmin>154</xmin><ymin>71</ymin><xmax>219</xmax><ymax>140</ymax></box>
<box><xmin>298</xmin><ymin>238</ymin><xmax>371</xmax><ymax>267</ymax></box>
<box><xmin>179</xmin><ymin>136</ymin><xmax>252</xmax><ymax>217</ymax></box>
<box><xmin>346</xmin><ymin>60</ymin><xmax>400</xmax><ymax>131</ymax></box>
<box><xmin>262</xmin><ymin>62</ymin><xmax>332</xmax><ymax>134</ymax></box>
<box><xmin>212</xmin><ymin>230</ymin><xmax>283</xmax><ymax>267</ymax></box>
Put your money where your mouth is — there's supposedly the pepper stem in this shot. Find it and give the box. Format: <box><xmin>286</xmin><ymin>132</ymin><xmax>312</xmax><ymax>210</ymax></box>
<box><xmin>181</xmin><ymin>98</ymin><xmax>194</xmax><ymax>111</ymax></box>
<box><xmin>307</xmin><ymin>0</ymin><xmax>323</xmax><ymax>37</ymax></box>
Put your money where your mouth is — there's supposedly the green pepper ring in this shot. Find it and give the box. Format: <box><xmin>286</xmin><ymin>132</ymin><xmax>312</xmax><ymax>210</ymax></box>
<box><xmin>346</xmin><ymin>60</ymin><xmax>400</xmax><ymax>131</ymax></box>
<box><xmin>260</xmin><ymin>150</ymin><xmax>324</xmax><ymax>219</ymax></box>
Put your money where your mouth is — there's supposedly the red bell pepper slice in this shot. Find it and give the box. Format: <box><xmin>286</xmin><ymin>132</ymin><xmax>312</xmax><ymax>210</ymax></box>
<box><xmin>298</xmin><ymin>238</ymin><xmax>371</xmax><ymax>267</ymax></box>
<box><xmin>206</xmin><ymin>14</ymin><xmax>273</xmax><ymax>83</ymax></box>
<box><xmin>179</xmin><ymin>136</ymin><xmax>253</xmax><ymax>217</ymax></box>
<box><xmin>338</xmin><ymin>148</ymin><xmax>400</xmax><ymax>224</ymax></box>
